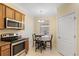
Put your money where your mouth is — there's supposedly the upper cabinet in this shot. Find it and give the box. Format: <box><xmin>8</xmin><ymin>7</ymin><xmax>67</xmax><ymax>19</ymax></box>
<box><xmin>0</xmin><ymin>3</ymin><xmax>25</xmax><ymax>30</ymax></box>
<box><xmin>0</xmin><ymin>4</ymin><xmax>5</xmax><ymax>29</ymax></box>
<box><xmin>21</xmin><ymin>14</ymin><xmax>25</xmax><ymax>29</ymax></box>
<box><xmin>6</xmin><ymin>6</ymin><xmax>15</xmax><ymax>19</ymax></box>
<box><xmin>15</xmin><ymin>11</ymin><xmax>22</xmax><ymax>22</ymax></box>
<box><xmin>22</xmin><ymin>14</ymin><xmax>25</xmax><ymax>22</ymax></box>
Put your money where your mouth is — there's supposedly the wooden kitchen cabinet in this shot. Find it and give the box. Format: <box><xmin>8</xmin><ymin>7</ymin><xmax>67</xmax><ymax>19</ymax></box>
<box><xmin>21</xmin><ymin>14</ymin><xmax>25</xmax><ymax>22</ymax></box>
<box><xmin>25</xmin><ymin>38</ymin><xmax>29</xmax><ymax>53</ymax></box>
<box><xmin>6</xmin><ymin>6</ymin><xmax>15</xmax><ymax>19</ymax></box>
<box><xmin>15</xmin><ymin>11</ymin><xmax>22</xmax><ymax>21</ymax></box>
<box><xmin>0</xmin><ymin>44</ymin><xmax>10</xmax><ymax>56</ymax></box>
<box><xmin>0</xmin><ymin>3</ymin><xmax>25</xmax><ymax>30</ymax></box>
<box><xmin>21</xmin><ymin>14</ymin><xmax>25</xmax><ymax>29</ymax></box>
<box><xmin>0</xmin><ymin>4</ymin><xmax>5</xmax><ymax>29</ymax></box>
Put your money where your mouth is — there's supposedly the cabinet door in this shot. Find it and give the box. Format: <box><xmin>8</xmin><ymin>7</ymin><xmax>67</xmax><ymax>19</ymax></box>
<box><xmin>26</xmin><ymin>41</ymin><xmax>29</xmax><ymax>50</ymax></box>
<box><xmin>22</xmin><ymin>14</ymin><xmax>25</xmax><ymax>22</ymax></box>
<box><xmin>1</xmin><ymin>44</ymin><xmax>10</xmax><ymax>56</ymax></box>
<box><xmin>0</xmin><ymin>4</ymin><xmax>5</xmax><ymax>29</ymax></box>
<box><xmin>1</xmin><ymin>49</ymin><xmax>10</xmax><ymax>56</ymax></box>
<box><xmin>6</xmin><ymin>7</ymin><xmax>14</xmax><ymax>19</ymax></box>
<box><xmin>25</xmin><ymin>39</ymin><xmax>29</xmax><ymax>53</ymax></box>
<box><xmin>15</xmin><ymin>11</ymin><xmax>22</xmax><ymax>21</ymax></box>
<box><xmin>21</xmin><ymin>14</ymin><xmax>25</xmax><ymax>29</ymax></box>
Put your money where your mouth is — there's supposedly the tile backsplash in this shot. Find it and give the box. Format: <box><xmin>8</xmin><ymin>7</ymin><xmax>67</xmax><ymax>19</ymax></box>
<box><xmin>0</xmin><ymin>29</ymin><xmax>18</xmax><ymax>34</ymax></box>
<box><xmin>0</xmin><ymin>29</ymin><xmax>26</xmax><ymax>38</ymax></box>
<box><xmin>0</xmin><ymin>29</ymin><xmax>18</xmax><ymax>41</ymax></box>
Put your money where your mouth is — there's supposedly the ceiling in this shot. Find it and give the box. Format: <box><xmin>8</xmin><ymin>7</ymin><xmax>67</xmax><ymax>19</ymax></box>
<box><xmin>12</xmin><ymin>3</ymin><xmax>62</xmax><ymax>16</ymax></box>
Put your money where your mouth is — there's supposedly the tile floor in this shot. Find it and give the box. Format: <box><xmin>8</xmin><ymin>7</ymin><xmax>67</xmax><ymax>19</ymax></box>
<box><xmin>26</xmin><ymin>46</ymin><xmax>62</xmax><ymax>56</ymax></box>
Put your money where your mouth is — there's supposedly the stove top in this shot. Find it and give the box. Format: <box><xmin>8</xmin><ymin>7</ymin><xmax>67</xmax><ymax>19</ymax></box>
<box><xmin>0</xmin><ymin>33</ymin><xmax>21</xmax><ymax>43</ymax></box>
<box><xmin>1</xmin><ymin>38</ymin><xmax>25</xmax><ymax>43</ymax></box>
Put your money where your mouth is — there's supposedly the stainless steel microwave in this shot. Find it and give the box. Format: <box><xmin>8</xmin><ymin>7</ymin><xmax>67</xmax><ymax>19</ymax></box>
<box><xmin>5</xmin><ymin>18</ymin><xmax>23</xmax><ymax>29</ymax></box>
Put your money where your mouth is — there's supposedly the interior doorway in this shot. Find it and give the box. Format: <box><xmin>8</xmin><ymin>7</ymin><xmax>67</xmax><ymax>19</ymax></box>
<box><xmin>57</xmin><ymin>12</ymin><xmax>77</xmax><ymax>56</ymax></box>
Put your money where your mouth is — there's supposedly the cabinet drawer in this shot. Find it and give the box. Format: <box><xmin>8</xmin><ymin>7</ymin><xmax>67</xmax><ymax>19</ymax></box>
<box><xmin>1</xmin><ymin>45</ymin><xmax>10</xmax><ymax>51</ymax></box>
<box><xmin>1</xmin><ymin>48</ymin><xmax>10</xmax><ymax>56</ymax></box>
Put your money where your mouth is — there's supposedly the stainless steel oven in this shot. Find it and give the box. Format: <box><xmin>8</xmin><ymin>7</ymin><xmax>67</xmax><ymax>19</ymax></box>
<box><xmin>11</xmin><ymin>40</ymin><xmax>26</xmax><ymax>56</ymax></box>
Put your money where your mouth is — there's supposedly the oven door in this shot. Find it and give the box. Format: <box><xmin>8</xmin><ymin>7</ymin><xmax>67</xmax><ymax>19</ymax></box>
<box><xmin>11</xmin><ymin>40</ymin><xmax>25</xmax><ymax>56</ymax></box>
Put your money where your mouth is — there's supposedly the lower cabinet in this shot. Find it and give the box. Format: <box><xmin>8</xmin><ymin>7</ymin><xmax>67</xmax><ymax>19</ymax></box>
<box><xmin>0</xmin><ymin>39</ymin><xmax>29</xmax><ymax>56</ymax></box>
<box><xmin>25</xmin><ymin>38</ymin><xmax>29</xmax><ymax>53</ymax></box>
<box><xmin>0</xmin><ymin>44</ymin><xmax>10</xmax><ymax>56</ymax></box>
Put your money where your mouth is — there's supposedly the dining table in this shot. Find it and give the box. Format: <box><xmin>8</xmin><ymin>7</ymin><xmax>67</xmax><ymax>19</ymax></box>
<box><xmin>34</xmin><ymin>34</ymin><xmax>51</xmax><ymax>52</ymax></box>
<box><xmin>40</xmin><ymin>35</ymin><xmax>51</xmax><ymax>41</ymax></box>
<box><xmin>38</xmin><ymin>35</ymin><xmax>51</xmax><ymax>49</ymax></box>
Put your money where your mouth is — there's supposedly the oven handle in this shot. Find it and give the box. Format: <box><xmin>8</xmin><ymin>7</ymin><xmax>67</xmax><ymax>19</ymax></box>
<box><xmin>12</xmin><ymin>40</ymin><xmax>25</xmax><ymax>46</ymax></box>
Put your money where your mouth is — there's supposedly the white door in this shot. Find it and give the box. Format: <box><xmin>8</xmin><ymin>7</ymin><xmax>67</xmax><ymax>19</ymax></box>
<box><xmin>57</xmin><ymin>12</ymin><xmax>76</xmax><ymax>56</ymax></box>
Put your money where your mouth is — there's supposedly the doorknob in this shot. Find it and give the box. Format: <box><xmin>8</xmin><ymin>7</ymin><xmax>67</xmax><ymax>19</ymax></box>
<box><xmin>58</xmin><ymin>36</ymin><xmax>61</xmax><ymax>39</ymax></box>
<box><xmin>74</xmin><ymin>35</ymin><xmax>76</xmax><ymax>38</ymax></box>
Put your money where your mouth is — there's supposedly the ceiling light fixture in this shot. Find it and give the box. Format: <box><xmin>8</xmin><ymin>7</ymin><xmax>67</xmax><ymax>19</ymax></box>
<box><xmin>39</xmin><ymin>9</ymin><xmax>45</xmax><ymax>14</ymax></box>
<box><xmin>40</xmin><ymin>10</ymin><xmax>43</xmax><ymax>13</ymax></box>
<box><xmin>38</xmin><ymin>20</ymin><xmax>44</xmax><ymax>23</ymax></box>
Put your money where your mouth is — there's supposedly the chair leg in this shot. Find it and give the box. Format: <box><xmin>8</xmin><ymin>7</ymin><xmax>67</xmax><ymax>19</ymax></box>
<box><xmin>40</xmin><ymin>42</ymin><xmax>46</xmax><ymax>53</ymax></box>
<box><xmin>35</xmin><ymin>41</ymin><xmax>40</xmax><ymax>52</ymax></box>
<box><xmin>35</xmin><ymin>47</ymin><xmax>38</xmax><ymax>52</ymax></box>
<box><xmin>50</xmin><ymin>41</ymin><xmax>52</xmax><ymax>50</ymax></box>
<box><xmin>35</xmin><ymin>41</ymin><xmax>46</xmax><ymax>53</ymax></box>
<box><xmin>35</xmin><ymin>44</ymin><xmax>37</xmax><ymax>52</ymax></box>
<box><xmin>39</xmin><ymin>42</ymin><xmax>42</xmax><ymax>53</ymax></box>
<box><xmin>35</xmin><ymin>42</ymin><xmax>38</xmax><ymax>52</ymax></box>
<box><xmin>33</xmin><ymin>42</ymin><xmax>34</xmax><ymax>47</ymax></box>
<box><xmin>40</xmin><ymin>47</ymin><xmax>42</xmax><ymax>53</ymax></box>
<box><xmin>44</xmin><ymin>42</ymin><xmax>46</xmax><ymax>49</ymax></box>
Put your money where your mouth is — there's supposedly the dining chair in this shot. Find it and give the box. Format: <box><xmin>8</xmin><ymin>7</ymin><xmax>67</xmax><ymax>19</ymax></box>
<box><xmin>35</xmin><ymin>35</ymin><xmax>46</xmax><ymax>53</ymax></box>
<box><xmin>45</xmin><ymin>34</ymin><xmax>53</xmax><ymax>50</ymax></box>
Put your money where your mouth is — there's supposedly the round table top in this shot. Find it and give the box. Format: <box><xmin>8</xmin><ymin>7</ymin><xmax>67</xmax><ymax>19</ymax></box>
<box><xmin>40</xmin><ymin>35</ymin><xmax>51</xmax><ymax>41</ymax></box>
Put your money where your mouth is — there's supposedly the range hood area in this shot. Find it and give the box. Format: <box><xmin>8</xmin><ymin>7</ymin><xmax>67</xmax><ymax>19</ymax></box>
<box><xmin>5</xmin><ymin>18</ymin><xmax>24</xmax><ymax>30</ymax></box>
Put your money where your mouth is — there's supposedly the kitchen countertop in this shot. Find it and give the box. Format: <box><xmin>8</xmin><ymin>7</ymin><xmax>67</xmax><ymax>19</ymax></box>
<box><xmin>0</xmin><ymin>41</ymin><xmax>11</xmax><ymax>46</ymax></box>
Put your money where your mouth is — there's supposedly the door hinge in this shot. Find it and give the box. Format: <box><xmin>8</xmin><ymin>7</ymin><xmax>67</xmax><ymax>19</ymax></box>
<box><xmin>74</xmin><ymin>16</ymin><xmax>76</xmax><ymax>19</ymax></box>
<box><xmin>74</xmin><ymin>35</ymin><xmax>76</xmax><ymax>38</ymax></box>
<box><xmin>74</xmin><ymin>53</ymin><xmax>76</xmax><ymax>56</ymax></box>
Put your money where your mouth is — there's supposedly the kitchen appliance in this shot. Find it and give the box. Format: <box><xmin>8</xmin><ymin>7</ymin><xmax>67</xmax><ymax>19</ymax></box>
<box><xmin>1</xmin><ymin>33</ymin><xmax>26</xmax><ymax>56</ymax></box>
<box><xmin>5</xmin><ymin>18</ymin><xmax>23</xmax><ymax>29</ymax></box>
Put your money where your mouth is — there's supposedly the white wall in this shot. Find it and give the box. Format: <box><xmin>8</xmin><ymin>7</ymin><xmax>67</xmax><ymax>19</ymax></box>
<box><xmin>24</xmin><ymin>14</ymin><xmax>34</xmax><ymax>47</ymax></box>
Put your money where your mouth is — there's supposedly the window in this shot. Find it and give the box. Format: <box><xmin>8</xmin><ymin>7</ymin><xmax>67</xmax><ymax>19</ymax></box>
<box><xmin>40</xmin><ymin>20</ymin><xmax>49</xmax><ymax>35</ymax></box>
